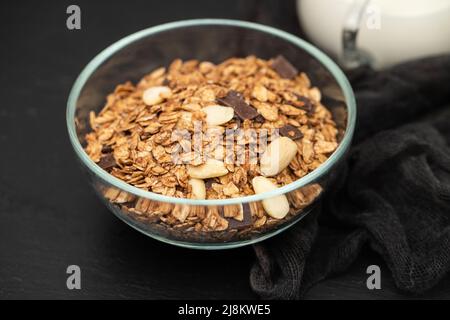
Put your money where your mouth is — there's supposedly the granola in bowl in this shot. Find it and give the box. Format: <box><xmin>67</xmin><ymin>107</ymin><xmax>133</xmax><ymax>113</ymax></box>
<box><xmin>84</xmin><ymin>55</ymin><xmax>338</xmax><ymax>241</ymax></box>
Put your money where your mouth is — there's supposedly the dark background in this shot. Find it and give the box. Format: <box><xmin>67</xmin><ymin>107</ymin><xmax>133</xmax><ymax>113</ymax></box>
<box><xmin>1</xmin><ymin>0</ymin><xmax>449</xmax><ymax>299</ymax></box>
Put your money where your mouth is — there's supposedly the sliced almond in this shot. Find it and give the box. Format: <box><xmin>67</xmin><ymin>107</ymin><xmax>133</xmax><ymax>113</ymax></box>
<box><xmin>260</xmin><ymin>136</ymin><xmax>298</xmax><ymax>176</ymax></box>
<box><xmin>142</xmin><ymin>86</ymin><xmax>172</xmax><ymax>106</ymax></box>
<box><xmin>187</xmin><ymin>159</ymin><xmax>229</xmax><ymax>179</ymax></box>
<box><xmin>188</xmin><ymin>178</ymin><xmax>206</xmax><ymax>200</ymax></box>
<box><xmin>202</xmin><ymin>105</ymin><xmax>234</xmax><ymax>126</ymax></box>
<box><xmin>172</xmin><ymin>204</ymin><xmax>190</xmax><ymax>222</ymax></box>
<box><xmin>252</xmin><ymin>176</ymin><xmax>289</xmax><ymax>219</ymax></box>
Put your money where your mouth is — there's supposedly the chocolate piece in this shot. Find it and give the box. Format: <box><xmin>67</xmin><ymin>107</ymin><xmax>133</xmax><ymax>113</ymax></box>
<box><xmin>279</xmin><ymin>124</ymin><xmax>303</xmax><ymax>140</ymax></box>
<box><xmin>217</xmin><ymin>90</ymin><xmax>259</xmax><ymax>120</ymax></box>
<box><xmin>272</xmin><ymin>55</ymin><xmax>298</xmax><ymax>79</ymax></box>
<box><xmin>98</xmin><ymin>153</ymin><xmax>117</xmax><ymax>170</ymax></box>
<box><xmin>227</xmin><ymin>203</ymin><xmax>253</xmax><ymax>230</ymax></box>
<box><xmin>253</xmin><ymin>114</ymin><xmax>265</xmax><ymax>123</ymax></box>
<box><xmin>101</xmin><ymin>145</ymin><xmax>113</xmax><ymax>154</ymax></box>
<box><xmin>296</xmin><ymin>95</ymin><xmax>316</xmax><ymax>115</ymax></box>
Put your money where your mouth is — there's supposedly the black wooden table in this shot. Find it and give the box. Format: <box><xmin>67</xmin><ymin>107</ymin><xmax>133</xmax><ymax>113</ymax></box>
<box><xmin>1</xmin><ymin>0</ymin><xmax>449</xmax><ymax>299</ymax></box>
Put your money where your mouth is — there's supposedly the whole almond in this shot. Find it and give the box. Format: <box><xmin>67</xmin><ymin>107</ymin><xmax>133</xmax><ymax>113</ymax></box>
<box><xmin>187</xmin><ymin>159</ymin><xmax>229</xmax><ymax>179</ymax></box>
<box><xmin>188</xmin><ymin>178</ymin><xmax>206</xmax><ymax>200</ymax></box>
<box><xmin>202</xmin><ymin>105</ymin><xmax>234</xmax><ymax>126</ymax></box>
<box><xmin>142</xmin><ymin>86</ymin><xmax>172</xmax><ymax>106</ymax></box>
<box><xmin>252</xmin><ymin>176</ymin><xmax>289</xmax><ymax>219</ymax></box>
<box><xmin>260</xmin><ymin>136</ymin><xmax>298</xmax><ymax>177</ymax></box>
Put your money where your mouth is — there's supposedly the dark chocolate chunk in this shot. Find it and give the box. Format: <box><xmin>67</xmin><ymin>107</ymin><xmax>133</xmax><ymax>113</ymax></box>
<box><xmin>253</xmin><ymin>114</ymin><xmax>265</xmax><ymax>123</ymax></box>
<box><xmin>296</xmin><ymin>95</ymin><xmax>316</xmax><ymax>115</ymax></box>
<box><xmin>101</xmin><ymin>145</ymin><xmax>113</xmax><ymax>154</ymax></box>
<box><xmin>217</xmin><ymin>90</ymin><xmax>259</xmax><ymax>120</ymax></box>
<box><xmin>279</xmin><ymin>124</ymin><xmax>303</xmax><ymax>140</ymax></box>
<box><xmin>272</xmin><ymin>55</ymin><xmax>298</xmax><ymax>79</ymax></box>
<box><xmin>97</xmin><ymin>153</ymin><xmax>117</xmax><ymax>170</ymax></box>
<box><xmin>227</xmin><ymin>203</ymin><xmax>253</xmax><ymax>230</ymax></box>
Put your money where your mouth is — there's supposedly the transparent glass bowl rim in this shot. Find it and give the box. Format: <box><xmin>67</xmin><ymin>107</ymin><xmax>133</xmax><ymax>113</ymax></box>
<box><xmin>66</xmin><ymin>18</ymin><xmax>356</xmax><ymax>206</ymax></box>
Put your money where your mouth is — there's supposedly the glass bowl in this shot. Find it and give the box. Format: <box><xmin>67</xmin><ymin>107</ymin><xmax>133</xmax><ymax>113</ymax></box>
<box><xmin>66</xmin><ymin>19</ymin><xmax>356</xmax><ymax>249</ymax></box>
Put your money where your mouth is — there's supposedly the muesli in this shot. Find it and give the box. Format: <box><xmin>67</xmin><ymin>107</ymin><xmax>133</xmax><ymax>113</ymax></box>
<box><xmin>85</xmin><ymin>55</ymin><xmax>338</xmax><ymax>240</ymax></box>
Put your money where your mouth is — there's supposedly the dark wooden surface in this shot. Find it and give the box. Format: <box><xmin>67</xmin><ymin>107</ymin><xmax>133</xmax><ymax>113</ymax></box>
<box><xmin>0</xmin><ymin>0</ymin><xmax>449</xmax><ymax>299</ymax></box>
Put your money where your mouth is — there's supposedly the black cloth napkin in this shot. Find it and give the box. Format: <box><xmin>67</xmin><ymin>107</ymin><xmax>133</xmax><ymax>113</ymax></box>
<box><xmin>250</xmin><ymin>55</ymin><xmax>450</xmax><ymax>299</ymax></box>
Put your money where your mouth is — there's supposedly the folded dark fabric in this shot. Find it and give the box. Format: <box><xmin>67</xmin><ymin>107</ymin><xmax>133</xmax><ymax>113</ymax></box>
<box><xmin>250</xmin><ymin>55</ymin><xmax>450</xmax><ymax>299</ymax></box>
